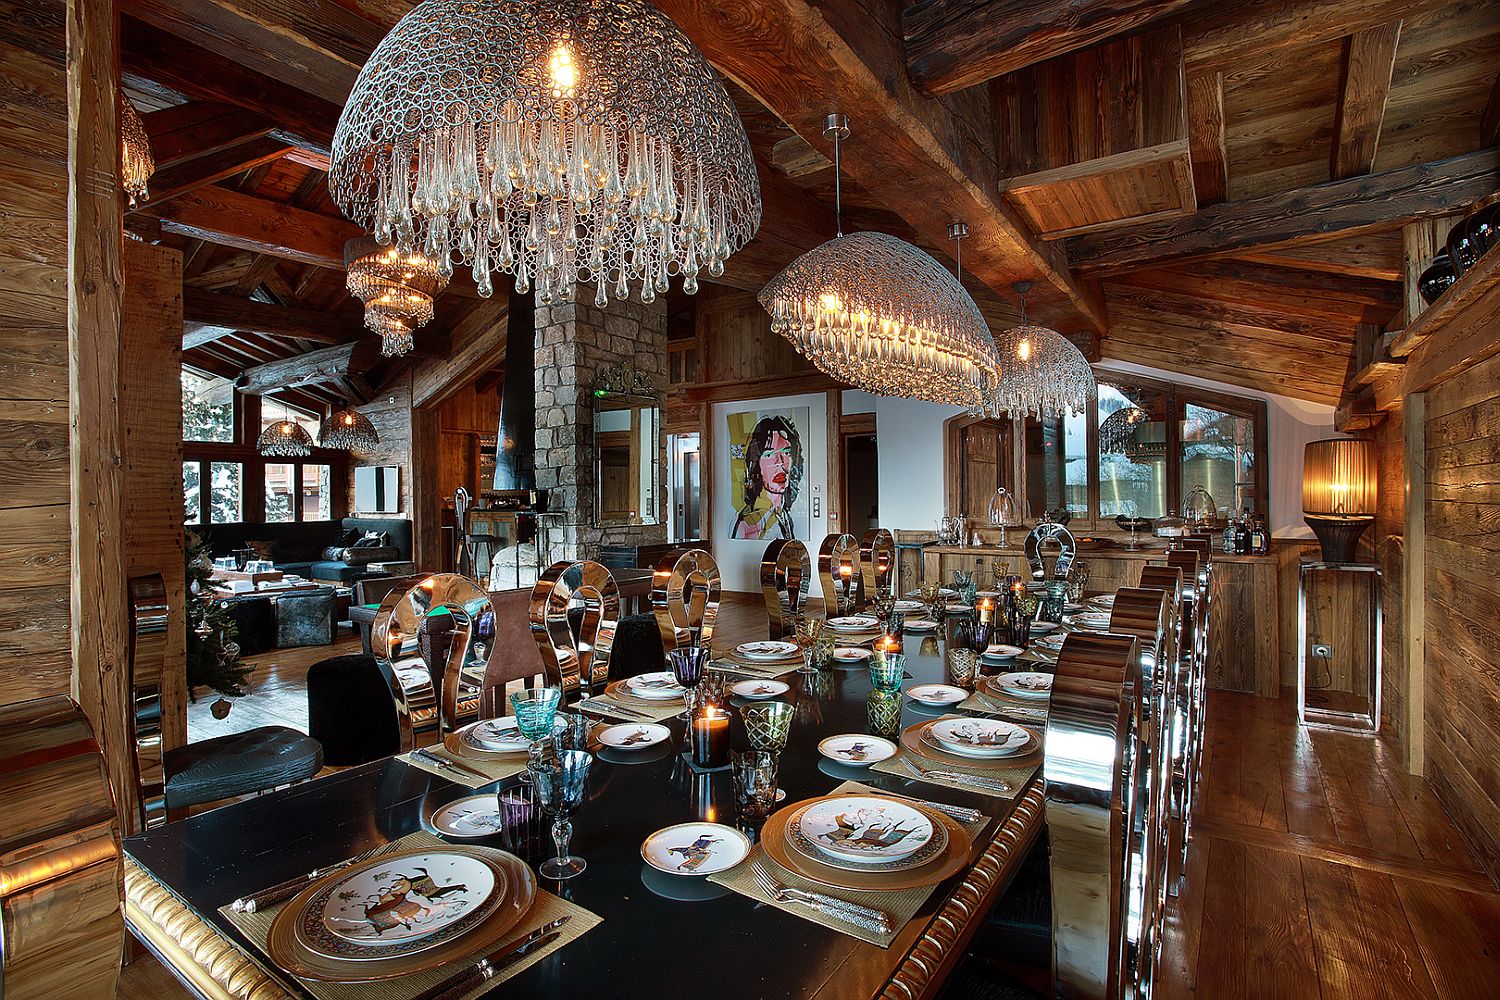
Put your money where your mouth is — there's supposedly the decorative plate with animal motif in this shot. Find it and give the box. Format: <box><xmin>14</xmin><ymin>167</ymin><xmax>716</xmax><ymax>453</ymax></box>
<box><xmin>793</xmin><ymin>796</ymin><xmax>934</xmax><ymax>864</ymax></box>
<box><xmin>426</xmin><ymin>795</ymin><xmax>507</xmax><ymax>840</ymax></box>
<box><xmin>316</xmin><ymin>852</ymin><xmax>498</xmax><ymax>947</ymax></box>
<box><xmin>640</xmin><ymin>822</ymin><xmax>751</xmax><ymax>877</ymax></box>
<box><xmin>816</xmin><ymin>734</ymin><xmax>897</xmax><ymax>768</ymax></box>
<box><xmin>595</xmin><ymin>723</ymin><xmax>672</xmax><ymax>750</ymax></box>
<box><xmin>623</xmin><ymin>671</ymin><xmax>688</xmax><ymax>701</ymax></box>
<box><xmin>786</xmin><ymin>799</ymin><xmax>949</xmax><ymax>873</ymax></box>
<box><xmin>729</xmin><ymin>678</ymin><xmax>790</xmax><ymax>700</ymax></box>
<box><xmin>928</xmin><ymin>718</ymin><xmax>1031</xmax><ymax>758</ymax></box>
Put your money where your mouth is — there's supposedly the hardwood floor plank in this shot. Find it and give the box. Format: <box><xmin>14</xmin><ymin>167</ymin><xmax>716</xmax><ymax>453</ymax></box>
<box><xmin>1242</xmin><ymin>841</ymin><xmax>1319</xmax><ymax>1000</ymax></box>
<box><xmin>1156</xmin><ymin>834</ymin><xmax>1211</xmax><ymax>1000</ymax></box>
<box><xmin>1301</xmin><ymin>856</ymin><xmax>1386</xmax><ymax>999</ymax></box>
<box><xmin>1197</xmin><ymin>836</ymin><xmax>1247</xmax><ymax>1000</ymax></box>
<box><xmin>1395</xmin><ymin>876</ymin><xmax>1500</xmax><ymax>999</ymax></box>
<box><xmin>1348</xmin><ymin>866</ymin><xmax>1442</xmax><ymax>1000</ymax></box>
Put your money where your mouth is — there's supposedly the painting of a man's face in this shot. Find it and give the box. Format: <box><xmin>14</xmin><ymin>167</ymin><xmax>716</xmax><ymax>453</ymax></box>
<box><xmin>759</xmin><ymin>431</ymin><xmax>794</xmax><ymax>497</ymax></box>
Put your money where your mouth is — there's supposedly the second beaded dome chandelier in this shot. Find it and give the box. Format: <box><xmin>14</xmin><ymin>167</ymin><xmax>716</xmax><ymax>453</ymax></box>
<box><xmin>329</xmin><ymin>0</ymin><xmax>762</xmax><ymax>307</ymax></box>
<box><xmin>758</xmin><ymin>116</ymin><xmax>999</xmax><ymax>410</ymax></box>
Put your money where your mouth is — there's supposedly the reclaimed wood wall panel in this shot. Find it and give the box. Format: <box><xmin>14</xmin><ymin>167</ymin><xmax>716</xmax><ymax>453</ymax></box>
<box><xmin>1373</xmin><ymin>407</ymin><xmax>1407</xmax><ymax>756</ymax></box>
<box><xmin>121</xmin><ymin>238</ymin><xmax>187</xmax><ymax>786</ymax></box>
<box><xmin>697</xmin><ymin>285</ymin><xmax>814</xmax><ymax>384</ymax></box>
<box><xmin>0</xmin><ymin>0</ymin><xmax>71</xmax><ymax>708</ymax></box>
<box><xmin>1424</xmin><ymin>347</ymin><xmax>1500</xmax><ymax>884</ymax></box>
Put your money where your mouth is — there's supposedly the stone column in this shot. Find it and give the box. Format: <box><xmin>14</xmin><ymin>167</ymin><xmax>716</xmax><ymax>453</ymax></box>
<box><xmin>533</xmin><ymin>285</ymin><xmax>668</xmax><ymax>563</ymax></box>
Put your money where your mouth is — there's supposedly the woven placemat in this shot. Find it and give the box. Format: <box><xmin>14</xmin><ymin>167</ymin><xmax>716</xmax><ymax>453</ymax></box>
<box><xmin>219</xmin><ymin>832</ymin><xmax>600</xmax><ymax>1000</ymax></box>
<box><xmin>870</xmin><ymin>716</ymin><xmax>1041</xmax><ymax>800</ymax></box>
<box><xmin>707</xmin><ymin>781</ymin><xmax>985</xmax><ymax>948</ymax></box>
<box><xmin>956</xmin><ymin>686</ymin><xmax>1049</xmax><ymax>725</ymax></box>
<box><xmin>714</xmin><ymin>654</ymin><xmax>804</xmax><ymax>678</ymax></box>
<box><xmin>398</xmin><ymin>746</ymin><xmax>527</xmax><ymax>789</ymax></box>
<box><xmin>576</xmin><ymin>691</ymin><xmax>684</xmax><ymax>724</ymax></box>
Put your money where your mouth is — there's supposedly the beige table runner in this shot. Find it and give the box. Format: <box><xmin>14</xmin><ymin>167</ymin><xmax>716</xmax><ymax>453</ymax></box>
<box><xmin>708</xmin><ymin>781</ymin><xmax>985</xmax><ymax>948</ymax></box>
<box><xmin>219</xmin><ymin>832</ymin><xmax>601</xmax><ymax>1000</ymax></box>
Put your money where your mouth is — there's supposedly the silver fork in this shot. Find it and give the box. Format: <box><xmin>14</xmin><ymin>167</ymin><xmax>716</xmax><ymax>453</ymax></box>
<box><xmin>899</xmin><ymin>756</ymin><xmax>1013</xmax><ymax>794</ymax></box>
<box><xmin>750</xmin><ymin>861</ymin><xmax>894</xmax><ymax>935</ymax></box>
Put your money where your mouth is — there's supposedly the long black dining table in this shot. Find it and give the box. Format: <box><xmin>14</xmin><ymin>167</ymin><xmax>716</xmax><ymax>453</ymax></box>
<box><xmin>122</xmin><ymin>640</ymin><xmax>1046</xmax><ymax>1000</ymax></box>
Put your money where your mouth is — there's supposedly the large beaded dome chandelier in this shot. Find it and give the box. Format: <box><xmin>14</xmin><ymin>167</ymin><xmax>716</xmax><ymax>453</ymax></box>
<box><xmin>328</xmin><ymin>0</ymin><xmax>762</xmax><ymax>308</ymax></box>
<box><xmin>319</xmin><ymin>405</ymin><xmax>380</xmax><ymax>451</ymax></box>
<box><xmin>344</xmin><ymin>237</ymin><xmax>448</xmax><ymax>357</ymax></box>
<box><xmin>758</xmin><ymin>116</ymin><xmax>998</xmax><ymax>410</ymax></box>
<box><xmin>987</xmin><ymin>282</ymin><xmax>1094</xmax><ymax>419</ymax></box>
<box><xmin>120</xmin><ymin>96</ymin><xmax>154</xmax><ymax>207</ymax></box>
<box><xmin>257</xmin><ymin>399</ymin><xmax>314</xmax><ymax>458</ymax></box>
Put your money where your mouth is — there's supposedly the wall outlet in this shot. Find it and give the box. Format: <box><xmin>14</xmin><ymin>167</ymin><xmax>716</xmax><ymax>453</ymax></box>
<box><xmin>1311</xmin><ymin>643</ymin><xmax>1333</xmax><ymax>658</ymax></box>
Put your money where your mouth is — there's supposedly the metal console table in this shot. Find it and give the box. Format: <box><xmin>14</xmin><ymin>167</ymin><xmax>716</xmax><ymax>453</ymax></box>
<box><xmin>1297</xmin><ymin>560</ymin><xmax>1383</xmax><ymax>733</ymax></box>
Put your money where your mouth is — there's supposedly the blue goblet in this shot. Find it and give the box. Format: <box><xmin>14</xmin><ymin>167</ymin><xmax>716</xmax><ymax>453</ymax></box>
<box><xmin>511</xmin><ymin>687</ymin><xmax>562</xmax><ymax>771</ymax></box>
<box><xmin>530</xmin><ymin>749</ymin><xmax>593</xmax><ymax>880</ymax></box>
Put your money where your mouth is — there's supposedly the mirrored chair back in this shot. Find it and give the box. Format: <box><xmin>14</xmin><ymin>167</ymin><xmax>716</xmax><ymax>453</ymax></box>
<box><xmin>1108</xmin><ymin>586</ymin><xmax>1179</xmax><ymax>999</ymax></box>
<box><xmin>859</xmin><ymin>528</ymin><xmax>896</xmax><ymax>606</ymax></box>
<box><xmin>1045</xmin><ymin>630</ymin><xmax>1143</xmax><ymax>1000</ymax></box>
<box><xmin>1138</xmin><ymin>563</ymin><xmax>1197</xmax><ymax>893</ymax></box>
<box><xmin>818</xmin><ymin>532</ymin><xmax>862</xmax><ymax>616</ymax></box>
<box><xmin>530</xmin><ymin>560</ymin><xmax>619</xmax><ymax>702</ymax></box>
<box><xmin>372</xmin><ymin>574</ymin><xmax>498</xmax><ymax>750</ymax></box>
<box><xmin>127</xmin><ymin>572</ymin><xmax>170</xmax><ymax>830</ymax></box>
<box><xmin>761</xmin><ymin>538</ymin><xmax>812</xmax><ymax>639</ymax></box>
<box><xmin>1025</xmin><ymin>520</ymin><xmax>1077</xmax><ymax>581</ymax></box>
<box><xmin>651</xmin><ymin>548</ymin><xmax>721</xmax><ymax>653</ymax></box>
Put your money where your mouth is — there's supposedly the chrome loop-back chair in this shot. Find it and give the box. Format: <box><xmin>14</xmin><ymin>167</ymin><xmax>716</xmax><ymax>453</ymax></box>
<box><xmin>529</xmin><ymin>560</ymin><xmax>620</xmax><ymax>703</ymax></box>
<box><xmin>817</xmin><ymin>532</ymin><xmax>861</xmax><ymax>616</ymax></box>
<box><xmin>650</xmin><ymin>547</ymin><xmax>721</xmax><ymax>653</ymax></box>
<box><xmin>760</xmin><ymin>538</ymin><xmax>811</xmax><ymax>639</ymax></box>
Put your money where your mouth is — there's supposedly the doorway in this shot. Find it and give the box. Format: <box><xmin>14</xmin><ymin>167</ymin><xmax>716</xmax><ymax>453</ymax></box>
<box><xmin>842</xmin><ymin>416</ymin><xmax>879</xmax><ymax>537</ymax></box>
<box><xmin>668</xmin><ymin>432</ymin><xmax>702</xmax><ymax>542</ymax></box>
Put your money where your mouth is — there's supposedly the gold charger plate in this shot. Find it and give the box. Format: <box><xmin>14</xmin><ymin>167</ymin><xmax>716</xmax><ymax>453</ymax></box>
<box><xmin>760</xmin><ymin>795</ymin><xmax>971</xmax><ymax>892</ymax></box>
<box><xmin>899</xmin><ymin>719</ymin><xmax>1042</xmax><ymax>769</ymax></box>
<box><xmin>266</xmin><ymin>846</ymin><xmax>536</xmax><ymax>982</ymax></box>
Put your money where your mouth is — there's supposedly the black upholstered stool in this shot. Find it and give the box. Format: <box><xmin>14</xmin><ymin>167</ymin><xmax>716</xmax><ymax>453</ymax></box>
<box><xmin>307</xmin><ymin>653</ymin><xmax>400</xmax><ymax>766</ymax></box>
<box><xmin>608</xmin><ymin>613</ymin><xmax>667</xmax><ymax>680</ymax></box>
<box><xmin>163</xmin><ymin>726</ymin><xmax>323</xmax><ymax>809</ymax></box>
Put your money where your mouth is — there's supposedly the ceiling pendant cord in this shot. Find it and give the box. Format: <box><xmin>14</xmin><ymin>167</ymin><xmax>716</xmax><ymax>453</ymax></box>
<box><xmin>824</xmin><ymin>113</ymin><xmax>849</xmax><ymax>238</ymax></box>
<box><xmin>1014</xmin><ymin>280</ymin><xmax>1032</xmax><ymax>325</ymax></box>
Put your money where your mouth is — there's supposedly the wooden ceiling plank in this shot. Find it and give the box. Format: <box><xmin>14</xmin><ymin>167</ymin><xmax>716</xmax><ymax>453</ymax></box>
<box><xmin>237</xmin><ymin>341</ymin><xmax>374</xmax><ymax>394</ymax></box>
<box><xmin>1331</xmin><ymin>21</ymin><xmax>1403</xmax><ymax>180</ymax></box>
<box><xmin>1068</xmin><ymin>146</ymin><xmax>1500</xmax><ymax>273</ymax></box>
<box><xmin>183</xmin><ymin>288</ymin><xmax>356</xmax><ymax>345</ymax></box>
<box><xmin>902</xmin><ymin>0</ymin><xmax>1194</xmax><ymax>96</ymax></box>
<box><xmin>1231</xmin><ymin>231</ymin><xmax>1404</xmax><ymax>281</ymax></box>
<box><xmin>654</xmin><ymin>0</ymin><xmax>1108</xmax><ymax>334</ymax></box>
<box><xmin>142</xmin><ymin>136</ymin><xmax>294</xmax><ymax>204</ymax></box>
<box><xmin>1180</xmin><ymin>0</ymin><xmax>1449</xmax><ymax>77</ymax></box>
<box><xmin>139</xmin><ymin>100</ymin><xmax>274</xmax><ymax>165</ymax></box>
<box><xmin>1482</xmin><ymin>68</ymin><xmax>1500</xmax><ymax>147</ymax></box>
<box><xmin>1186</xmin><ymin>73</ymin><xmax>1228</xmax><ymax>206</ymax></box>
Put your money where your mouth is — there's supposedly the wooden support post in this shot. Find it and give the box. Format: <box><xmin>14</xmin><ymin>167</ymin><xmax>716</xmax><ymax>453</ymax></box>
<box><xmin>1398</xmin><ymin>216</ymin><xmax>1461</xmax><ymax>328</ymax></box>
<box><xmin>826</xmin><ymin>388</ymin><xmax>842</xmax><ymax>536</ymax></box>
<box><xmin>1403</xmin><ymin>391</ymin><xmax>1425</xmax><ymax>775</ymax></box>
<box><xmin>68</xmin><ymin>0</ymin><xmax>134</xmax><ymax>824</ymax></box>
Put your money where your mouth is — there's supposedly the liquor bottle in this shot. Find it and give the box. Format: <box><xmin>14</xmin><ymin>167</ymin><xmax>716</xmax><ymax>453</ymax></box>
<box><xmin>1250</xmin><ymin>517</ymin><xmax>1269</xmax><ymax>555</ymax></box>
<box><xmin>1236</xmin><ymin>507</ymin><xmax>1252</xmax><ymax>553</ymax></box>
<box><xmin>1222</xmin><ymin>513</ymin><xmax>1239</xmax><ymax>554</ymax></box>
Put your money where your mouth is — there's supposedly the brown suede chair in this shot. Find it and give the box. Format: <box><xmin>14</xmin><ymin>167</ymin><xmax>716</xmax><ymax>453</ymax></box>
<box><xmin>483</xmin><ymin>587</ymin><xmax>544</xmax><ymax>716</ymax></box>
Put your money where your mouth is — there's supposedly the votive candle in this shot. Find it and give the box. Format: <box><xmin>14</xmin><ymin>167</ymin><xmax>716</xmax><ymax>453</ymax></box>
<box><xmin>690</xmin><ymin>706</ymin><xmax>730</xmax><ymax>769</ymax></box>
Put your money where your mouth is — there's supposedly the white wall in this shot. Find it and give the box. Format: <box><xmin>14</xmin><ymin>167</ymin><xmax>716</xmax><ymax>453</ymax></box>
<box><xmin>711</xmin><ymin>392</ymin><xmax>829</xmax><ymax>591</ymax></box>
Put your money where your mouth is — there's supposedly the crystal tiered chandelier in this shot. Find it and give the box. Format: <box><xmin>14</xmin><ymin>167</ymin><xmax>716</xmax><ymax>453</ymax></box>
<box><xmin>319</xmin><ymin>406</ymin><xmax>380</xmax><ymax>451</ymax></box>
<box><xmin>120</xmin><ymin>96</ymin><xmax>154</xmax><ymax>207</ymax></box>
<box><xmin>257</xmin><ymin>399</ymin><xmax>314</xmax><ymax>458</ymax></box>
<box><xmin>344</xmin><ymin>237</ymin><xmax>448</xmax><ymax>357</ymax></box>
<box><xmin>759</xmin><ymin>117</ymin><xmax>998</xmax><ymax>410</ymax></box>
<box><xmin>328</xmin><ymin>0</ymin><xmax>761</xmax><ymax>307</ymax></box>
<box><xmin>987</xmin><ymin>283</ymin><xmax>1094</xmax><ymax>419</ymax></box>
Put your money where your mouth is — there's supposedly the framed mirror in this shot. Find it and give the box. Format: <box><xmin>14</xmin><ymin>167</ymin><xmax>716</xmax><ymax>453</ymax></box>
<box><xmin>593</xmin><ymin>388</ymin><xmax>662</xmax><ymax>527</ymax></box>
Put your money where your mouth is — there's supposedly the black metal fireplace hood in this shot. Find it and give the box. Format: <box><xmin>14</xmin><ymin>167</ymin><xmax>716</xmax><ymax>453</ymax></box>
<box><xmin>493</xmin><ymin>287</ymin><xmax>537</xmax><ymax>495</ymax></box>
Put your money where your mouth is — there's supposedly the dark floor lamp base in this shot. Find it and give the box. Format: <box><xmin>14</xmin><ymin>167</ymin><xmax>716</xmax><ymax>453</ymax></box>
<box><xmin>1305</xmin><ymin>515</ymin><xmax>1373</xmax><ymax>564</ymax></box>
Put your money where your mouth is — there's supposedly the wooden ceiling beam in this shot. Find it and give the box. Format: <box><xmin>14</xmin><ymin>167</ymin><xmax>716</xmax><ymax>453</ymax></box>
<box><xmin>654</xmin><ymin>0</ymin><xmax>1109</xmax><ymax>335</ymax></box>
<box><xmin>1068</xmin><ymin>147</ymin><xmax>1500</xmax><ymax>274</ymax></box>
<box><xmin>1230</xmin><ymin>231</ymin><xmax>1403</xmax><ymax>282</ymax></box>
<box><xmin>1186</xmin><ymin>73</ymin><xmax>1227</xmax><ymax>206</ymax></box>
<box><xmin>1180</xmin><ymin>0</ymin><xmax>1448</xmax><ymax>77</ymax></box>
<box><xmin>1482</xmin><ymin>69</ymin><xmax>1500</xmax><ymax>147</ymax></box>
<box><xmin>146</xmin><ymin>185</ymin><xmax>362</xmax><ymax>268</ymax></box>
<box><xmin>183</xmin><ymin>289</ymin><xmax>357</xmax><ymax>345</ymax></box>
<box><xmin>237</xmin><ymin>341</ymin><xmax>377</xmax><ymax>394</ymax></box>
<box><xmin>903</xmin><ymin>0</ymin><xmax>1193</xmax><ymax>96</ymax></box>
<box><xmin>144</xmin><ymin>137</ymin><xmax>295</xmax><ymax>204</ymax></box>
<box><xmin>140</xmin><ymin>101</ymin><xmax>275</xmax><ymax>165</ymax></box>
<box><xmin>1331</xmin><ymin>21</ymin><xmax>1402</xmax><ymax>181</ymax></box>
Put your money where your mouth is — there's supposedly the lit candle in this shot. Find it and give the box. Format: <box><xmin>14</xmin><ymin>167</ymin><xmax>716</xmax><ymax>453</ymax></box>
<box><xmin>874</xmin><ymin>632</ymin><xmax>903</xmax><ymax>666</ymax></box>
<box><xmin>978</xmin><ymin>597</ymin><xmax>994</xmax><ymax>623</ymax></box>
<box><xmin>690</xmin><ymin>706</ymin><xmax>730</xmax><ymax>769</ymax></box>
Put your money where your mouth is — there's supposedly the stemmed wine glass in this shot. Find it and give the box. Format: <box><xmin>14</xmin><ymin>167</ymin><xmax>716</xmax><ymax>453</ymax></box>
<box><xmin>511</xmin><ymin>687</ymin><xmax>562</xmax><ymax>773</ymax></box>
<box><xmin>918</xmin><ymin>582</ymin><xmax>943</xmax><ymax>622</ymax></box>
<box><xmin>670</xmin><ymin>646</ymin><xmax>711</xmax><ymax>714</ymax></box>
<box><xmin>530</xmin><ymin>748</ymin><xmax>592</xmax><ymax>880</ymax></box>
<box><xmin>794</xmin><ymin>614</ymin><xmax>825</xmax><ymax>674</ymax></box>
<box><xmin>870</xmin><ymin>592</ymin><xmax>898</xmax><ymax>631</ymax></box>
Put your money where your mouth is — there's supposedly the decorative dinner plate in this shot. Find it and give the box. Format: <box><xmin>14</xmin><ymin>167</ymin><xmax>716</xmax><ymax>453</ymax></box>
<box><xmin>1089</xmin><ymin>594</ymin><xmax>1117</xmax><ymax>609</ymax></box>
<box><xmin>427</xmin><ymin>795</ymin><xmax>507</xmax><ymax>840</ymax></box>
<box><xmin>624</xmin><ymin>672</ymin><xmax>687</xmax><ymax>701</ymax></box>
<box><xmin>917</xmin><ymin>724</ymin><xmax>1037</xmax><ymax>761</ymax></box>
<box><xmin>730</xmin><ymin>678</ymin><xmax>790</xmax><ymax>700</ymax></box>
<box><xmin>902</xmin><ymin>619</ymin><xmax>939</xmax><ymax>632</ymax></box>
<box><xmin>735</xmin><ymin>640</ymin><xmax>799</xmax><ymax>661</ymax></box>
<box><xmin>996</xmin><ymin>672</ymin><xmax>1053</xmax><ymax>699</ymax></box>
<box><xmin>1027</xmin><ymin>621</ymin><xmax>1058</xmax><ymax>635</ymax></box>
<box><xmin>319</xmin><ymin>851</ymin><xmax>496</xmax><ymax>947</ymax></box>
<box><xmin>893</xmin><ymin>600</ymin><xmax>925</xmax><ymax>614</ymax></box>
<box><xmin>1068</xmin><ymin>612</ymin><xmax>1113</xmax><ymax>631</ymax></box>
<box><xmin>465</xmin><ymin>716</ymin><xmax>564</xmax><ymax>752</ymax></box>
<box><xmin>816</xmin><ymin>734</ymin><xmax>897</xmax><ymax>767</ymax></box>
<box><xmin>907</xmin><ymin>684</ymin><xmax>968</xmax><ymax>707</ymax></box>
<box><xmin>944</xmin><ymin>603</ymin><xmax>975</xmax><ymax>614</ymax></box>
<box><xmin>929</xmin><ymin>718</ymin><xmax>1032</xmax><ymax>758</ymax></box>
<box><xmin>826</xmin><ymin>616</ymin><xmax>880</xmax><ymax>632</ymax></box>
<box><xmin>785</xmin><ymin>798</ymin><xmax>949</xmax><ymax>872</ymax></box>
<box><xmin>904</xmin><ymin>588</ymin><xmax>956</xmax><ymax>599</ymax></box>
<box><xmin>270</xmin><ymin>847</ymin><xmax>535</xmax><ymax>981</ymax></box>
<box><xmin>641</xmin><ymin>822</ymin><xmax>751</xmax><ymax>877</ymax></box>
<box><xmin>761</xmin><ymin>798</ymin><xmax>972</xmax><ymax>892</ymax></box>
<box><xmin>595</xmin><ymin>723</ymin><xmax>672</xmax><ymax>750</ymax></box>
<box><xmin>832</xmin><ymin>646</ymin><xmax>871</xmax><ymax>663</ymax></box>
<box><xmin>982</xmin><ymin>644</ymin><xmax>1024</xmax><ymax>659</ymax></box>
<box><xmin>791</xmin><ymin>796</ymin><xmax>934</xmax><ymax>864</ymax></box>
<box><xmin>1035</xmin><ymin>632</ymin><xmax>1066</xmax><ymax>651</ymax></box>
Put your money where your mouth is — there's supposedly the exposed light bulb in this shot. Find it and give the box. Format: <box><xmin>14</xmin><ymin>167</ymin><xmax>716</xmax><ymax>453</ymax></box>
<box><xmin>1017</xmin><ymin>339</ymin><xmax>1031</xmax><ymax>361</ymax></box>
<box><xmin>549</xmin><ymin>43</ymin><xmax>578</xmax><ymax>95</ymax></box>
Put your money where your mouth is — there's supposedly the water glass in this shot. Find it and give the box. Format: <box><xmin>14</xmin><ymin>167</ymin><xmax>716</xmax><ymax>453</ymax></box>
<box><xmin>812</xmin><ymin>635</ymin><xmax>835</xmax><ymax>671</ymax></box>
<box><xmin>742</xmin><ymin>701</ymin><xmax>794</xmax><ymax>755</ymax></box>
<box><xmin>794</xmin><ymin>614</ymin><xmax>825</xmax><ymax>674</ymax></box>
<box><xmin>554</xmin><ymin>712</ymin><xmax>592</xmax><ymax>752</ymax></box>
<box><xmin>947</xmin><ymin>648</ymin><xmax>978</xmax><ymax>690</ymax></box>
<box><xmin>869</xmin><ymin>653</ymin><xmax>905</xmax><ymax>694</ymax></box>
<box><xmin>866</xmin><ymin>690</ymin><xmax>902</xmax><ymax>738</ymax></box>
<box><xmin>498</xmin><ymin>782</ymin><xmax>543</xmax><ymax>861</ymax></box>
<box><xmin>731</xmin><ymin>750</ymin><xmax>779</xmax><ymax>824</ymax></box>
<box><xmin>530</xmin><ymin>749</ymin><xmax>592</xmax><ymax>880</ymax></box>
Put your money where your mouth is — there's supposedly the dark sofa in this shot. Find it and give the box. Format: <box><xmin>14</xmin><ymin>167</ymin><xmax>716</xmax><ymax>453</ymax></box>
<box><xmin>197</xmin><ymin>517</ymin><xmax>413</xmax><ymax>584</ymax></box>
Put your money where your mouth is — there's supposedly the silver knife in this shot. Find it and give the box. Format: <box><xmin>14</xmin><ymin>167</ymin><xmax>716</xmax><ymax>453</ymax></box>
<box><xmin>580</xmin><ymin>696</ymin><xmax>650</xmax><ymax>720</ymax></box>
<box><xmin>412</xmin><ymin>748</ymin><xmax>492</xmax><ymax>782</ymax></box>
<box><xmin>414</xmin><ymin>919</ymin><xmax>568</xmax><ymax>1000</ymax></box>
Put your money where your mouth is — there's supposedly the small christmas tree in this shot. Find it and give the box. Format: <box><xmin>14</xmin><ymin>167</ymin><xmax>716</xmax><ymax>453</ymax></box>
<box><xmin>184</xmin><ymin>530</ymin><xmax>254</xmax><ymax>700</ymax></box>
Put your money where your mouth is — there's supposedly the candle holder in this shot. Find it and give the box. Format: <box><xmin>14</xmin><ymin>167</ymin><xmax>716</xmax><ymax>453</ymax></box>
<box><xmin>873</xmin><ymin>632</ymin><xmax>903</xmax><ymax>665</ymax></box>
<box><xmin>689</xmin><ymin>705</ymin><xmax>731</xmax><ymax>770</ymax></box>
<box><xmin>866</xmin><ymin>690</ymin><xmax>902</xmax><ymax>738</ymax></box>
<box><xmin>869</xmin><ymin>652</ymin><xmax>905</xmax><ymax>694</ymax></box>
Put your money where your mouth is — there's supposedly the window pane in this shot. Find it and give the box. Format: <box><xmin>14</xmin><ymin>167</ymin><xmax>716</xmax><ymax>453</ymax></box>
<box><xmin>182</xmin><ymin>369</ymin><xmax>234</xmax><ymax>443</ymax></box>
<box><xmin>265</xmin><ymin>464</ymin><xmax>294</xmax><ymax>523</ymax></box>
<box><xmin>1097</xmin><ymin>383</ymin><xmax>1166</xmax><ymax>519</ymax></box>
<box><xmin>183</xmin><ymin>462</ymin><xmax>201</xmax><ymax>524</ymax></box>
<box><xmin>301</xmin><ymin>464</ymin><xmax>331</xmax><ymax>521</ymax></box>
<box><xmin>209</xmin><ymin>462</ymin><xmax>242</xmax><ymax>523</ymax></box>
<box><xmin>1024</xmin><ymin>411</ymin><xmax>1087</xmax><ymax>520</ymax></box>
<box><xmin>1181</xmin><ymin>403</ymin><xmax>1257</xmax><ymax>517</ymax></box>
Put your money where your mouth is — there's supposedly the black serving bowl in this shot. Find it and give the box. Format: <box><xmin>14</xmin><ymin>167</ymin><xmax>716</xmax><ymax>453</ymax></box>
<box><xmin>1418</xmin><ymin>250</ymin><xmax>1456</xmax><ymax>305</ymax></box>
<box><xmin>1468</xmin><ymin>201</ymin><xmax>1499</xmax><ymax>257</ymax></box>
<box><xmin>1448</xmin><ymin>218</ymin><xmax>1481</xmax><ymax>278</ymax></box>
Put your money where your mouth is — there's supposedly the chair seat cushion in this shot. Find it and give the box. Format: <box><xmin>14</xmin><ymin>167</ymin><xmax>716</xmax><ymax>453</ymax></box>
<box><xmin>939</xmin><ymin>957</ymin><xmax>1045</xmax><ymax>1000</ymax></box>
<box><xmin>310</xmin><ymin>560</ymin><xmax>366</xmax><ymax>584</ymax></box>
<box><xmin>608</xmin><ymin>613</ymin><xmax>666</xmax><ymax>680</ymax></box>
<box><xmin>972</xmin><ymin>836</ymin><xmax>1051</xmax><ymax>969</ymax></box>
<box><xmin>163</xmin><ymin>726</ymin><xmax>322</xmax><ymax>808</ymax></box>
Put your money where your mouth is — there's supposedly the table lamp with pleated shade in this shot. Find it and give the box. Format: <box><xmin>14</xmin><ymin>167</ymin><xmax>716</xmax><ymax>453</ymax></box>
<box><xmin>1302</xmin><ymin>438</ymin><xmax>1377</xmax><ymax>563</ymax></box>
